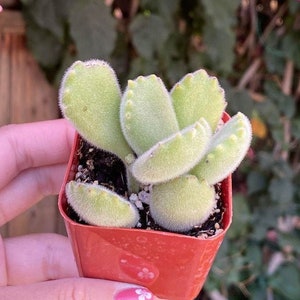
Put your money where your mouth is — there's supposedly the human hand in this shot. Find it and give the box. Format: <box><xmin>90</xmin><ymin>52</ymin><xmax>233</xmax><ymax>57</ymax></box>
<box><xmin>0</xmin><ymin>119</ymin><xmax>157</xmax><ymax>299</ymax></box>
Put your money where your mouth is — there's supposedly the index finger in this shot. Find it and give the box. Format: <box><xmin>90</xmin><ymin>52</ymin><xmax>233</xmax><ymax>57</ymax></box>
<box><xmin>0</xmin><ymin>119</ymin><xmax>75</xmax><ymax>189</ymax></box>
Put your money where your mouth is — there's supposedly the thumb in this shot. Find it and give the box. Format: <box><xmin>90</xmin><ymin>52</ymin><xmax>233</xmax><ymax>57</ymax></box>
<box><xmin>0</xmin><ymin>277</ymin><xmax>158</xmax><ymax>300</ymax></box>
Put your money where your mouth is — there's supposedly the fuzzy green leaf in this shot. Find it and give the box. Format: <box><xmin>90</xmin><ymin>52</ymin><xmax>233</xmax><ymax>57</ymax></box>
<box><xmin>191</xmin><ymin>112</ymin><xmax>252</xmax><ymax>185</ymax></box>
<box><xmin>66</xmin><ymin>181</ymin><xmax>139</xmax><ymax>228</ymax></box>
<box><xmin>120</xmin><ymin>74</ymin><xmax>179</xmax><ymax>155</ymax></box>
<box><xmin>171</xmin><ymin>69</ymin><xmax>226</xmax><ymax>132</ymax></box>
<box><xmin>150</xmin><ymin>175</ymin><xmax>216</xmax><ymax>232</ymax></box>
<box><xmin>59</xmin><ymin>60</ymin><xmax>133</xmax><ymax>162</ymax></box>
<box><xmin>131</xmin><ymin>119</ymin><xmax>212</xmax><ymax>184</ymax></box>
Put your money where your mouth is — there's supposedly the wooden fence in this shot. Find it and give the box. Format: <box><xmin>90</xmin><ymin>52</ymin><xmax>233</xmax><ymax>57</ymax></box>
<box><xmin>0</xmin><ymin>10</ymin><xmax>66</xmax><ymax>237</ymax></box>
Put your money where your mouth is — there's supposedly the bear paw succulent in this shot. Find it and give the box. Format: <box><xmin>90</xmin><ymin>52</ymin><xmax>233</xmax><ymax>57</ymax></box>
<box><xmin>59</xmin><ymin>59</ymin><xmax>252</xmax><ymax>232</ymax></box>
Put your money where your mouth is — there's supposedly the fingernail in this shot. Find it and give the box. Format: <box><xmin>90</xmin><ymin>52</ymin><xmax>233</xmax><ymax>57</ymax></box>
<box><xmin>114</xmin><ymin>287</ymin><xmax>154</xmax><ymax>300</ymax></box>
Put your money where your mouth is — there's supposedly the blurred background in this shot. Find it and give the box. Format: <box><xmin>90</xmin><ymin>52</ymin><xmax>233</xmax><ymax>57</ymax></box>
<box><xmin>0</xmin><ymin>0</ymin><xmax>299</xmax><ymax>299</ymax></box>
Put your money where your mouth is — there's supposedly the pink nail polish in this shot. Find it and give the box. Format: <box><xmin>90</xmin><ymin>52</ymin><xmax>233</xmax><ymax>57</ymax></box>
<box><xmin>114</xmin><ymin>287</ymin><xmax>154</xmax><ymax>300</ymax></box>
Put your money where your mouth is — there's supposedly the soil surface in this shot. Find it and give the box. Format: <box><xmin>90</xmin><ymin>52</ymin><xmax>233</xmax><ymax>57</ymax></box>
<box><xmin>66</xmin><ymin>138</ymin><xmax>225</xmax><ymax>238</ymax></box>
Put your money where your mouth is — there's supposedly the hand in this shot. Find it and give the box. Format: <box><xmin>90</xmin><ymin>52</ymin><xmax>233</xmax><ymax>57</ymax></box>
<box><xmin>0</xmin><ymin>119</ymin><xmax>156</xmax><ymax>299</ymax></box>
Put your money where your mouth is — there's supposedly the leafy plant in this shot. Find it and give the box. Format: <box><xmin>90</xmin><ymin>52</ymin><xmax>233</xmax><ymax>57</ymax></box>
<box><xmin>59</xmin><ymin>59</ymin><xmax>251</xmax><ymax>232</ymax></box>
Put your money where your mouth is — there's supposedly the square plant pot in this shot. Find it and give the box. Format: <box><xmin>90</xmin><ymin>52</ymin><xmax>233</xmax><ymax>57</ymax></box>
<box><xmin>58</xmin><ymin>115</ymin><xmax>232</xmax><ymax>300</ymax></box>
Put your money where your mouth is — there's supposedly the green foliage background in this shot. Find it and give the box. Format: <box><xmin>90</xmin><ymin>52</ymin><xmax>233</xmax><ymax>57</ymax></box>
<box><xmin>21</xmin><ymin>0</ymin><xmax>300</xmax><ymax>299</ymax></box>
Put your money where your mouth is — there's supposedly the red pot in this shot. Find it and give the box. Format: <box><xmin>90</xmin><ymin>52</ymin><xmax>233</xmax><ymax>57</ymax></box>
<box><xmin>58</xmin><ymin>115</ymin><xmax>232</xmax><ymax>300</ymax></box>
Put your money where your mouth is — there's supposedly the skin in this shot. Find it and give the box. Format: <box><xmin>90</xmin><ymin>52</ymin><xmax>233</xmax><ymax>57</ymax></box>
<box><xmin>0</xmin><ymin>119</ymin><xmax>158</xmax><ymax>300</ymax></box>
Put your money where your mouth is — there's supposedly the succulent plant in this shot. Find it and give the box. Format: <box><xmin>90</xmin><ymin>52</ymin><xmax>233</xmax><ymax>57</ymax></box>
<box><xmin>59</xmin><ymin>59</ymin><xmax>252</xmax><ymax>233</ymax></box>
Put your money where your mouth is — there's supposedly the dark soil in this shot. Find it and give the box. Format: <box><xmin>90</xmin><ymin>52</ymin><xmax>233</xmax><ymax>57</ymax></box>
<box><xmin>66</xmin><ymin>137</ymin><xmax>225</xmax><ymax>238</ymax></box>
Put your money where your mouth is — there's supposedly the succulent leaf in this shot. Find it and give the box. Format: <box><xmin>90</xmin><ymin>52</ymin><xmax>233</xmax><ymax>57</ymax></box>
<box><xmin>131</xmin><ymin>118</ymin><xmax>212</xmax><ymax>184</ymax></box>
<box><xmin>66</xmin><ymin>181</ymin><xmax>139</xmax><ymax>227</ymax></box>
<box><xmin>120</xmin><ymin>74</ymin><xmax>179</xmax><ymax>155</ymax></box>
<box><xmin>191</xmin><ymin>112</ymin><xmax>252</xmax><ymax>185</ymax></box>
<box><xmin>171</xmin><ymin>69</ymin><xmax>226</xmax><ymax>132</ymax></box>
<box><xmin>150</xmin><ymin>175</ymin><xmax>216</xmax><ymax>232</ymax></box>
<box><xmin>59</xmin><ymin>60</ymin><xmax>133</xmax><ymax>162</ymax></box>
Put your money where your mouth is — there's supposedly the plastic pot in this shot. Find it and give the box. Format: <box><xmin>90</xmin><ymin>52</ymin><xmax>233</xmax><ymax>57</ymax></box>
<box><xmin>58</xmin><ymin>115</ymin><xmax>232</xmax><ymax>300</ymax></box>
